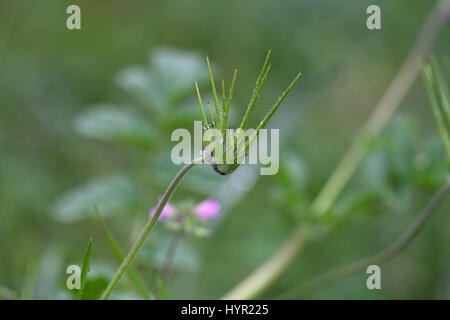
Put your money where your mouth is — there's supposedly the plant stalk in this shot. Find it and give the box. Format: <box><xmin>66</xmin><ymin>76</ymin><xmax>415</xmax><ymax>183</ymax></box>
<box><xmin>100</xmin><ymin>157</ymin><xmax>202</xmax><ymax>300</ymax></box>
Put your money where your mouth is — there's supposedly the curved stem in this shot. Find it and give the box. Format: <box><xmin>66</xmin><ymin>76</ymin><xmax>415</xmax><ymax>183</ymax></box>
<box><xmin>221</xmin><ymin>1</ymin><xmax>450</xmax><ymax>300</ymax></box>
<box><xmin>100</xmin><ymin>157</ymin><xmax>202</xmax><ymax>300</ymax></box>
<box><xmin>277</xmin><ymin>176</ymin><xmax>450</xmax><ymax>298</ymax></box>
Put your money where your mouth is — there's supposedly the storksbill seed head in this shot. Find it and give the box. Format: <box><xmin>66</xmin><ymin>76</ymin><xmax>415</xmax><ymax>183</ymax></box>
<box><xmin>195</xmin><ymin>49</ymin><xmax>301</xmax><ymax>175</ymax></box>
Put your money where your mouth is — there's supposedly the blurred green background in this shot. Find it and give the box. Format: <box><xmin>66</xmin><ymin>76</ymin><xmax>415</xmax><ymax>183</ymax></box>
<box><xmin>0</xmin><ymin>0</ymin><xmax>449</xmax><ymax>299</ymax></box>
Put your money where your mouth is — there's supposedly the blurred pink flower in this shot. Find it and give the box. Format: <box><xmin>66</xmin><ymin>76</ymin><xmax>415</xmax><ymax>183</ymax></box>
<box><xmin>149</xmin><ymin>202</ymin><xmax>174</xmax><ymax>220</ymax></box>
<box><xmin>195</xmin><ymin>199</ymin><xmax>221</xmax><ymax>219</ymax></box>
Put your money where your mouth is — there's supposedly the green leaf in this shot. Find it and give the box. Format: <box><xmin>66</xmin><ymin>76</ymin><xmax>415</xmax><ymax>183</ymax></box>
<box><xmin>151</xmin><ymin>47</ymin><xmax>208</xmax><ymax>104</ymax></box>
<box><xmin>363</xmin><ymin>150</ymin><xmax>389</xmax><ymax>192</ymax></box>
<box><xmin>78</xmin><ymin>263</ymin><xmax>114</xmax><ymax>300</ymax></box>
<box><xmin>116</xmin><ymin>67</ymin><xmax>166</xmax><ymax>112</ymax></box>
<box><xmin>96</xmin><ymin>211</ymin><xmax>153</xmax><ymax>300</ymax></box>
<box><xmin>77</xmin><ymin>238</ymin><xmax>93</xmax><ymax>300</ymax></box>
<box><xmin>34</xmin><ymin>247</ymin><xmax>64</xmax><ymax>299</ymax></box>
<box><xmin>158</xmin><ymin>98</ymin><xmax>203</xmax><ymax>131</ymax></box>
<box><xmin>80</xmin><ymin>275</ymin><xmax>108</xmax><ymax>300</ymax></box>
<box><xmin>0</xmin><ymin>286</ymin><xmax>17</xmax><ymax>300</ymax></box>
<box><xmin>74</xmin><ymin>105</ymin><xmax>154</xmax><ymax>149</ymax></box>
<box><xmin>275</xmin><ymin>152</ymin><xmax>309</xmax><ymax>206</ymax></box>
<box><xmin>277</xmin><ymin>152</ymin><xmax>308</xmax><ymax>193</ymax></box>
<box><xmin>384</xmin><ymin>118</ymin><xmax>416</xmax><ymax>182</ymax></box>
<box><xmin>413</xmin><ymin>138</ymin><xmax>448</xmax><ymax>188</ymax></box>
<box><xmin>333</xmin><ymin>190</ymin><xmax>377</xmax><ymax>219</ymax></box>
<box><xmin>52</xmin><ymin>174</ymin><xmax>137</xmax><ymax>222</ymax></box>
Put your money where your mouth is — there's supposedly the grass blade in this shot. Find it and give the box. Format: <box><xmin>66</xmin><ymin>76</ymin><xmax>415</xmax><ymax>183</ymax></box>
<box><xmin>430</xmin><ymin>57</ymin><xmax>450</xmax><ymax>129</ymax></box>
<box><xmin>420</xmin><ymin>64</ymin><xmax>450</xmax><ymax>158</ymax></box>
<box><xmin>77</xmin><ymin>238</ymin><xmax>93</xmax><ymax>300</ymax></box>
<box><xmin>155</xmin><ymin>273</ymin><xmax>168</xmax><ymax>300</ymax></box>
<box><xmin>96</xmin><ymin>211</ymin><xmax>152</xmax><ymax>300</ymax></box>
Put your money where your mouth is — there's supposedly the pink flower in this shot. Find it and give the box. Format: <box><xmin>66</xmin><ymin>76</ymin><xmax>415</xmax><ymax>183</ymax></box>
<box><xmin>195</xmin><ymin>199</ymin><xmax>221</xmax><ymax>219</ymax></box>
<box><xmin>149</xmin><ymin>202</ymin><xmax>174</xmax><ymax>220</ymax></box>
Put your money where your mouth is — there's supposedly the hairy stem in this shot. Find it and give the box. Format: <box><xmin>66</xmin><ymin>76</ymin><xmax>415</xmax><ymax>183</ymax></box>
<box><xmin>100</xmin><ymin>157</ymin><xmax>202</xmax><ymax>300</ymax></box>
<box><xmin>221</xmin><ymin>1</ymin><xmax>450</xmax><ymax>300</ymax></box>
<box><xmin>278</xmin><ymin>176</ymin><xmax>450</xmax><ymax>298</ymax></box>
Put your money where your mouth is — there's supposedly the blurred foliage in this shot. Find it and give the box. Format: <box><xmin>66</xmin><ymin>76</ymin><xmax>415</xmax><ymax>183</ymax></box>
<box><xmin>0</xmin><ymin>0</ymin><xmax>449</xmax><ymax>300</ymax></box>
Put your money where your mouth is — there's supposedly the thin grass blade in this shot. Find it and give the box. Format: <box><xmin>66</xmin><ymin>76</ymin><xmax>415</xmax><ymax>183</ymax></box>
<box><xmin>155</xmin><ymin>273</ymin><xmax>168</xmax><ymax>300</ymax></box>
<box><xmin>420</xmin><ymin>64</ymin><xmax>450</xmax><ymax>158</ymax></box>
<box><xmin>96</xmin><ymin>211</ymin><xmax>152</xmax><ymax>300</ymax></box>
<box><xmin>77</xmin><ymin>238</ymin><xmax>93</xmax><ymax>300</ymax></box>
<box><xmin>430</xmin><ymin>57</ymin><xmax>450</xmax><ymax>129</ymax></box>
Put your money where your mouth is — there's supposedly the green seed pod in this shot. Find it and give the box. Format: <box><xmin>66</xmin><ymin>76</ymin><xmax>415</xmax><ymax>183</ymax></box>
<box><xmin>195</xmin><ymin>50</ymin><xmax>302</xmax><ymax>175</ymax></box>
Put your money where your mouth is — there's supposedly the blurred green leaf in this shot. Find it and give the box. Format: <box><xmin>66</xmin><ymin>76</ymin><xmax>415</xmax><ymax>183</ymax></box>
<box><xmin>413</xmin><ymin>139</ymin><xmax>448</xmax><ymax>188</ymax></box>
<box><xmin>277</xmin><ymin>152</ymin><xmax>308</xmax><ymax>202</ymax></box>
<box><xmin>79</xmin><ymin>263</ymin><xmax>114</xmax><ymax>300</ymax></box>
<box><xmin>74</xmin><ymin>105</ymin><xmax>155</xmax><ymax>149</ymax></box>
<box><xmin>158</xmin><ymin>98</ymin><xmax>202</xmax><ymax>132</ymax></box>
<box><xmin>116</xmin><ymin>67</ymin><xmax>166</xmax><ymax>112</ymax></box>
<box><xmin>52</xmin><ymin>174</ymin><xmax>137</xmax><ymax>222</ymax></box>
<box><xmin>363</xmin><ymin>150</ymin><xmax>389</xmax><ymax>192</ymax></box>
<box><xmin>362</xmin><ymin>118</ymin><xmax>418</xmax><ymax>200</ymax></box>
<box><xmin>81</xmin><ymin>276</ymin><xmax>108</xmax><ymax>300</ymax></box>
<box><xmin>77</xmin><ymin>238</ymin><xmax>92</xmax><ymax>300</ymax></box>
<box><xmin>151</xmin><ymin>47</ymin><xmax>208</xmax><ymax>104</ymax></box>
<box><xmin>332</xmin><ymin>189</ymin><xmax>378</xmax><ymax>220</ymax></box>
<box><xmin>34</xmin><ymin>247</ymin><xmax>64</xmax><ymax>299</ymax></box>
<box><xmin>0</xmin><ymin>286</ymin><xmax>17</xmax><ymax>300</ymax></box>
<box><xmin>115</xmin><ymin>47</ymin><xmax>208</xmax><ymax>114</ymax></box>
<box><xmin>384</xmin><ymin>118</ymin><xmax>417</xmax><ymax>183</ymax></box>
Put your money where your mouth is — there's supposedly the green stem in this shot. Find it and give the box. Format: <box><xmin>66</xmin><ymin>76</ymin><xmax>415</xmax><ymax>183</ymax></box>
<box><xmin>278</xmin><ymin>175</ymin><xmax>450</xmax><ymax>298</ymax></box>
<box><xmin>100</xmin><ymin>157</ymin><xmax>202</xmax><ymax>300</ymax></box>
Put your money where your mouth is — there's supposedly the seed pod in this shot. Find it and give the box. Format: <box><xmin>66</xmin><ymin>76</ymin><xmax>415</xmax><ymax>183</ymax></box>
<box><xmin>195</xmin><ymin>50</ymin><xmax>301</xmax><ymax>175</ymax></box>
